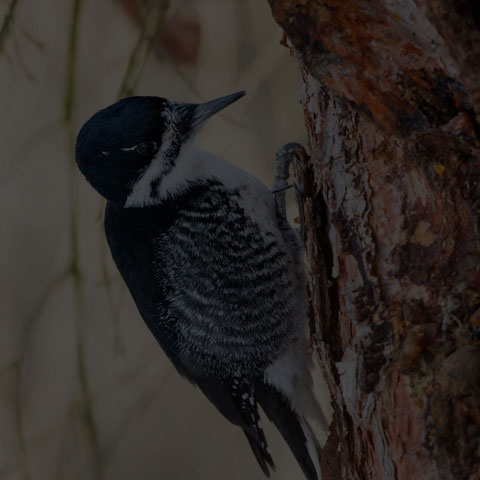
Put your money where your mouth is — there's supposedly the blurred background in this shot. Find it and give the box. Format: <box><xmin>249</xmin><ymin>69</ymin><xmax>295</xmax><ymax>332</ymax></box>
<box><xmin>0</xmin><ymin>0</ymin><xmax>315</xmax><ymax>479</ymax></box>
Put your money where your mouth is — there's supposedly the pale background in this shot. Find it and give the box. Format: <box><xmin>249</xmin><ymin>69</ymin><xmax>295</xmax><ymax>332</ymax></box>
<box><xmin>0</xmin><ymin>1</ymin><xmax>324</xmax><ymax>479</ymax></box>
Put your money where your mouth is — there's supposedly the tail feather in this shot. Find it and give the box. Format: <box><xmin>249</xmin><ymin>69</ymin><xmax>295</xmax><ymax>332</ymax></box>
<box><xmin>254</xmin><ymin>381</ymin><xmax>321</xmax><ymax>480</ymax></box>
<box><xmin>300</xmin><ymin>417</ymin><xmax>323</xmax><ymax>478</ymax></box>
<box><xmin>243</xmin><ymin>429</ymin><xmax>275</xmax><ymax>477</ymax></box>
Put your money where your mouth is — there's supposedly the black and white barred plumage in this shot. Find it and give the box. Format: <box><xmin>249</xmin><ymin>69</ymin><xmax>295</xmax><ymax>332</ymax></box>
<box><xmin>76</xmin><ymin>92</ymin><xmax>327</xmax><ymax>480</ymax></box>
<box><xmin>157</xmin><ymin>181</ymin><xmax>298</xmax><ymax>377</ymax></box>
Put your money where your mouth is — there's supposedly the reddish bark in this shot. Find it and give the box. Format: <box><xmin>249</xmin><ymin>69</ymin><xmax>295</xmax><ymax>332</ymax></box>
<box><xmin>269</xmin><ymin>1</ymin><xmax>480</xmax><ymax>478</ymax></box>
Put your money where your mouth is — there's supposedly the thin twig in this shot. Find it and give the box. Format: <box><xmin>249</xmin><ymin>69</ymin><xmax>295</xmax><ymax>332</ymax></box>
<box><xmin>117</xmin><ymin>0</ymin><xmax>170</xmax><ymax>99</ymax></box>
<box><xmin>0</xmin><ymin>0</ymin><xmax>19</xmax><ymax>54</ymax></box>
<box><xmin>13</xmin><ymin>267</ymin><xmax>71</xmax><ymax>480</ymax></box>
<box><xmin>99</xmin><ymin>224</ymin><xmax>126</xmax><ymax>355</ymax></box>
<box><xmin>64</xmin><ymin>0</ymin><xmax>82</xmax><ymax>123</ymax></box>
<box><xmin>63</xmin><ymin>0</ymin><xmax>104</xmax><ymax>477</ymax></box>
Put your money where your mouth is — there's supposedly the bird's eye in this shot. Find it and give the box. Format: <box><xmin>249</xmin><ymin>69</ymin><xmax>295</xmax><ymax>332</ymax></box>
<box><xmin>135</xmin><ymin>142</ymin><xmax>159</xmax><ymax>155</ymax></box>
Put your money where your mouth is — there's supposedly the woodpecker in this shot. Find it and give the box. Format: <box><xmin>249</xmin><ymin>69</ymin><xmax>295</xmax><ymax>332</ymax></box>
<box><xmin>75</xmin><ymin>92</ymin><xmax>327</xmax><ymax>480</ymax></box>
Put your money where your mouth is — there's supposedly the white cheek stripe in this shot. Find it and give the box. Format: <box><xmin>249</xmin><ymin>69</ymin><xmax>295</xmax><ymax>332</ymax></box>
<box><xmin>155</xmin><ymin>142</ymin><xmax>209</xmax><ymax>200</ymax></box>
<box><xmin>124</xmin><ymin>124</ymin><xmax>176</xmax><ymax>208</ymax></box>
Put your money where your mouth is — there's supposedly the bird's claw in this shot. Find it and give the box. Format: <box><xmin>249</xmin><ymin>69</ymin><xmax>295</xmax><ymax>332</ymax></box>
<box><xmin>271</xmin><ymin>184</ymin><xmax>293</xmax><ymax>194</ymax></box>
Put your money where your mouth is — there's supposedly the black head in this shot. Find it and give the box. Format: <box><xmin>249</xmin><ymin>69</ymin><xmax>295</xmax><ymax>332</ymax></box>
<box><xmin>75</xmin><ymin>92</ymin><xmax>245</xmax><ymax>205</ymax></box>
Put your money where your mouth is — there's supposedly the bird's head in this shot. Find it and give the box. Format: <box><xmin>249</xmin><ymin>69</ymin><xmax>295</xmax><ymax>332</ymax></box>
<box><xmin>75</xmin><ymin>91</ymin><xmax>245</xmax><ymax>206</ymax></box>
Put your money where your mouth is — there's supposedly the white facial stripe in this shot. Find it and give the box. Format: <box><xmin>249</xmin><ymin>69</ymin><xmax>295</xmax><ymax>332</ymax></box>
<box><xmin>124</xmin><ymin>102</ymin><xmax>194</xmax><ymax>207</ymax></box>
<box><xmin>155</xmin><ymin>142</ymin><xmax>207</xmax><ymax>200</ymax></box>
<box><xmin>124</xmin><ymin>102</ymin><xmax>224</xmax><ymax>207</ymax></box>
<box><xmin>125</xmin><ymin>102</ymin><xmax>188</xmax><ymax>207</ymax></box>
<box><xmin>124</xmin><ymin>124</ymin><xmax>176</xmax><ymax>208</ymax></box>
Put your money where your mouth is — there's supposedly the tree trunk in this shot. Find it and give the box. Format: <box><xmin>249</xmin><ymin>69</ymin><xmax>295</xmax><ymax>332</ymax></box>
<box><xmin>268</xmin><ymin>1</ymin><xmax>480</xmax><ymax>479</ymax></box>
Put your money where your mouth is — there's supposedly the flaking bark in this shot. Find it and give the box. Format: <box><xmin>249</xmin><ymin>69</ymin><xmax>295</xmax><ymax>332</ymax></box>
<box><xmin>268</xmin><ymin>1</ymin><xmax>480</xmax><ymax>479</ymax></box>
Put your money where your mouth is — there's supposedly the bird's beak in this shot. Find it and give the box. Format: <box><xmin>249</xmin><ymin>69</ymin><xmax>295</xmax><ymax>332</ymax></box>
<box><xmin>184</xmin><ymin>91</ymin><xmax>245</xmax><ymax>131</ymax></box>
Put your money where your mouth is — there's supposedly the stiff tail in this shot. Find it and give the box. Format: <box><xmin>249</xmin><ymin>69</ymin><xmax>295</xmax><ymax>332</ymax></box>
<box><xmin>255</xmin><ymin>381</ymin><xmax>322</xmax><ymax>480</ymax></box>
<box><xmin>243</xmin><ymin>428</ymin><xmax>275</xmax><ymax>477</ymax></box>
<box><xmin>300</xmin><ymin>417</ymin><xmax>323</xmax><ymax>478</ymax></box>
